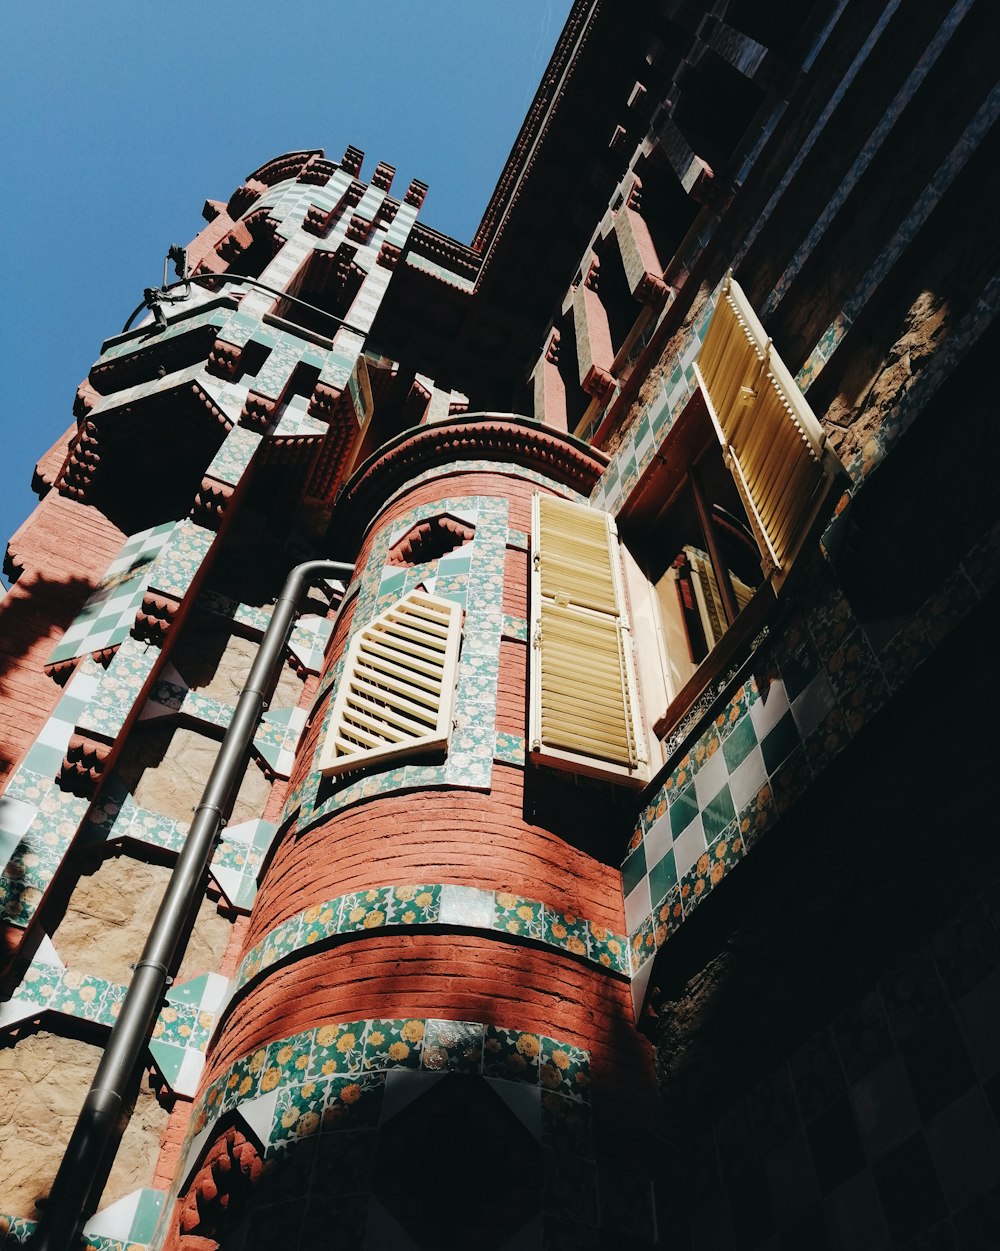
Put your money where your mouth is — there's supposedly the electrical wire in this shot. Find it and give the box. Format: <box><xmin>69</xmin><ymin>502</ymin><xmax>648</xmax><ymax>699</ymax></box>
<box><xmin>120</xmin><ymin>270</ymin><xmax>368</xmax><ymax>338</ymax></box>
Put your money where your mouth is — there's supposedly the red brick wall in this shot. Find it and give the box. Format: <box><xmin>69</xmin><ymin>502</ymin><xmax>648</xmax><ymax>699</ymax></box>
<box><xmin>1</xmin><ymin>492</ymin><xmax>125</xmax><ymax>788</ymax></box>
<box><xmin>208</xmin><ymin>933</ymin><xmax>655</xmax><ymax>1131</ymax></box>
<box><xmin>249</xmin><ymin>770</ymin><xmax>624</xmax><ymax>944</ymax></box>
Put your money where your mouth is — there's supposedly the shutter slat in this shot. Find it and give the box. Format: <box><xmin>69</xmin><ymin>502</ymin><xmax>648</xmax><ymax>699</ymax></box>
<box><xmin>319</xmin><ymin>589</ymin><xmax>462</xmax><ymax>776</ymax></box>
<box><xmin>696</xmin><ymin>275</ymin><xmax>834</xmax><ymax>577</ymax></box>
<box><xmin>530</xmin><ymin>497</ymin><xmax>648</xmax><ymax>786</ymax></box>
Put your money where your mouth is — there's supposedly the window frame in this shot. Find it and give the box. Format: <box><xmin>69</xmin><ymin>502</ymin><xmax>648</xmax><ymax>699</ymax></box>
<box><xmin>317</xmin><ymin>588</ymin><xmax>463</xmax><ymax>778</ymax></box>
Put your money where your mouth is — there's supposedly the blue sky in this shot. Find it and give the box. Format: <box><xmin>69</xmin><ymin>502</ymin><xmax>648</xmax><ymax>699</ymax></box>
<box><xmin>0</xmin><ymin>0</ymin><xmax>571</xmax><ymax>585</ymax></box>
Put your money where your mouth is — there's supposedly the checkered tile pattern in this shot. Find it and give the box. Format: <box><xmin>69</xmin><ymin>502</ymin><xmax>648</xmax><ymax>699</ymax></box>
<box><xmin>47</xmin><ymin>522</ymin><xmax>175</xmax><ymax>665</ymax></box>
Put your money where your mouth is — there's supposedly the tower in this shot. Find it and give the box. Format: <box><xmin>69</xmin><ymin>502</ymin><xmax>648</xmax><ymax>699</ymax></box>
<box><xmin>3</xmin><ymin>2</ymin><xmax>1000</xmax><ymax>1248</ymax></box>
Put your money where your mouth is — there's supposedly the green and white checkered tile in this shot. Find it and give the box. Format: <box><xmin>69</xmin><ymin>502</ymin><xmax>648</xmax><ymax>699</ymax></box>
<box><xmin>22</xmin><ymin>661</ymin><xmax>103</xmax><ymax>776</ymax></box>
<box><xmin>148</xmin><ymin>972</ymin><xmax>229</xmax><ymax>1097</ymax></box>
<box><xmin>209</xmin><ymin>818</ymin><xmax>279</xmax><ymax>912</ymax></box>
<box><xmin>273</xmin><ymin>393</ymin><xmax>327</xmax><ymax>437</ymax></box>
<box><xmin>288</xmin><ymin>614</ymin><xmax>332</xmax><ymax>674</ymax></box>
<box><xmin>252</xmin><ymin>707</ymin><xmax>306</xmax><ymax>778</ymax></box>
<box><xmin>47</xmin><ymin>523</ymin><xmax>175</xmax><ymax>665</ymax></box>
<box><xmin>81</xmin><ymin>1187</ymin><xmax>164</xmax><ymax>1249</ymax></box>
<box><xmin>0</xmin><ymin>934</ymin><xmax>63</xmax><ymax>1028</ymax></box>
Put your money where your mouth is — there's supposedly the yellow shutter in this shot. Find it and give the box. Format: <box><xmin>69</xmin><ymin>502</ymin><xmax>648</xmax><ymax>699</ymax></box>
<box><xmin>318</xmin><ymin>589</ymin><xmax>462</xmax><ymax>777</ymax></box>
<box><xmin>695</xmin><ymin>272</ymin><xmax>839</xmax><ymax>584</ymax></box>
<box><xmin>529</xmin><ymin>494</ymin><xmax>648</xmax><ymax>786</ymax></box>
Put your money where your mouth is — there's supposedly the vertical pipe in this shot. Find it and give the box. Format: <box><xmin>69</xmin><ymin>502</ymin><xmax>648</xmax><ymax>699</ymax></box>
<box><xmin>30</xmin><ymin>558</ymin><xmax>354</xmax><ymax>1250</ymax></box>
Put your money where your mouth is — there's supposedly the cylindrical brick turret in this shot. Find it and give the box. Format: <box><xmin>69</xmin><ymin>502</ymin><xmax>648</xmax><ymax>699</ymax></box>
<box><xmin>163</xmin><ymin>419</ymin><xmax>658</xmax><ymax>1250</ymax></box>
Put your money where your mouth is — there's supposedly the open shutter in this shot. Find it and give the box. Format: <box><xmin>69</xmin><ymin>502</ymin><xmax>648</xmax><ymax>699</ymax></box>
<box><xmin>318</xmin><ymin>589</ymin><xmax>462</xmax><ymax>777</ymax></box>
<box><xmin>695</xmin><ymin>272</ymin><xmax>840</xmax><ymax>587</ymax></box>
<box><xmin>529</xmin><ymin>494</ymin><xmax>648</xmax><ymax>786</ymax></box>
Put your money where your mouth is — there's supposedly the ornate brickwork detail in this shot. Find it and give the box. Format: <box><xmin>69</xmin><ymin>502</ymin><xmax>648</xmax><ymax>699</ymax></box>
<box><xmin>133</xmin><ymin>589</ymin><xmax>182</xmax><ymax>643</ymax></box>
<box><xmin>206</xmin><ymin>338</ymin><xmax>243</xmax><ymax>379</ymax></box>
<box><xmin>340</xmin><ymin>144</ymin><xmax>364</xmax><ymax>176</ymax></box>
<box><xmin>57</xmin><ymin>422</ymin><xmax>101</xmax><ymax>501</ymax></box>
<box><xmin>370</xmin><ymin>160</ymin><xmax>395</xmax><ymax>191</ymax></box>
<box><xmin>404</xmin><ymin>178</ymin><xmax>428</xmax><ymax>208</ymax></box>
<box><xmin>376</xmin><ymin>240</ymin><xmax>401</xmax><ymax>269</ymax></box>
<box><xmin>60</xmin><ymin>731</ymin><xmax>113</xmax><ymax>796</ymax></box>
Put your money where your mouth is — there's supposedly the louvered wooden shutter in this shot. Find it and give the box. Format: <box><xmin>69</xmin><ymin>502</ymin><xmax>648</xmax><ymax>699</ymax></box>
<box><xmin>695</xmin><ymin>273</ymin><xmax>840</xmax><ymax>586</ymax></box>
<box><xmin>318</xmin><ymin>589</ymin><xmax>462</xmax><ymax>777</ymax></box>
<box><xmin>529</xmin><ymin>494</ymin><xmax>648</xmax><ymax>786</ymax></box>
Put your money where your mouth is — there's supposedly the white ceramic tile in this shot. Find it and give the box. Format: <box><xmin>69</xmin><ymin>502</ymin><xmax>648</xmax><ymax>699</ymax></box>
<box><xmin>750</xmin><ymin>678</ymin><xmax>790</xmax><ymax>739</ymax></box>
<box><xmin>730</xmin><ymin>745</ymin><xmax>768</xmax><ymax>812</ymax></box>
<box><xmin>792</xmin><ymin>671</ymin><xmax>837</xmax><ymax>737</ymax></box>
<box><xmin>0</xmin><ymin>796</ymin><xmax>37</xmax><ymax>844</ymax></box>
<box><xmin>380</xmin><ymin>1068</ymin><xmax>446</xmax><ymax>1125</ymax></box>
<box><xmin>671</xmin><ymin>815</ymin><xmax>707</xmax><ymax>879</ymax></box>
<box><xmin>694</xmin><ymin>747</ymin><xmax>728</xmax><ymax>809</ymax></box>
<box><xmin>630</xmin><ymin>953</ymin><xmax>655</xmax><ymax>1017</ymax></box>
<box><xmin>439</xmin><ymin>884</ymin><xmax>494</xmax><ymax>928</ymax></box>
<box><xmin>624</xmin><ymin>876</ymin><xmax>652</xmax><ymax>935</ymax></box>
<box><xmin>643</xmin><ymin>813</ymin><xmax>673</xmax><ymax>867</ymax></box>
<box><xmin>487</xmin><ymin>1076</ymin><xmax>544</xmax><ymax>1140</ymax></box>
<box><xmin>82</xmin><ymin>1188</ymin><xmax>142</xmax><ymax>1240</ymax></box>
<box><xmin>235</xmin><ymin>1087</ymin><xmax>280</xmax><ymax>1146</ymax></box>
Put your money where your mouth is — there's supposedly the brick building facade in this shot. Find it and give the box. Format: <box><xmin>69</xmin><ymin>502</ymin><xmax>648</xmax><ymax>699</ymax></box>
<box><xmin>2</xmin><ymin>2</ymin><xmax>1000</xmax><ymax>1247</ymax></box>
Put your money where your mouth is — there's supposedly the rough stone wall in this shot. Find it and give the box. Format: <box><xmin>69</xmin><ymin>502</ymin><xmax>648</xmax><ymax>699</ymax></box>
<box><xmin>116</xmin><ymin>726</ymin><xmax>271</xmax><ymax>828</ymax></box>
<box><xmin>49</xmin><ymin>855</ymin><xmax>234</xmax><ymax>988</ymax></box>
<box><xmin>0</xmin><ymin>1029</ymin><xmax>168</xmax><ymax>1220</ymax></box>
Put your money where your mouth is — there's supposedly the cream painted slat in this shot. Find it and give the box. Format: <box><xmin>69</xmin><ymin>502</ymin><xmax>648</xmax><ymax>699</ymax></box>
<box><xmin>695</xmin><ymin>272</ymin><xmax>836</xmax><ymax>580</ymax></box>
<box><xmin>530</xmin><ymin>493</ymin><xmax>648</xmax><ymax>786</ymax></box>
<box><xmin>318</xmin><ymin>589</ymin><xmax>462</xmax><ymax>777</ymax></box>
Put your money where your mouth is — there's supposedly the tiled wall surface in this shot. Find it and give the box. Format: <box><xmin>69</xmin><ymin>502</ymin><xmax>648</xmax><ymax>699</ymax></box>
<box><xmin>655</xmin><ymin>883</ymin><xmax>1000</xmax><ymax>1249</ymax></box>
<box><xmin>159</xmin><ymin>1016</ymin><xmax>654</xmax><ymax>1251</ymax></box>
<box><xmin>286</xmin><ymin>485</ymin><xmax>565</xmax><ymax>833</ymax></box>
<box><xmin>623</xmin><ymin>520</ymin><xmax>1000</xmax><ymax>989</ymax></box>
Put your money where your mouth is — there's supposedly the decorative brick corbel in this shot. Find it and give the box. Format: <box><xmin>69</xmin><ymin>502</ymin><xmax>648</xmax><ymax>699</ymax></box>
<box><xmin>133</xmin><ymin>588</ymin><xmax>182</xmax><ymax>643</ymax></box>
<box><xmin>216</xmin><ymin>220</ymin><xmax>255</xmax><ymax>264</ymax></box>
<box><xmin>226</xmin><ymin>178</ymin><xmax>266</xmax><ymax>219</ymax></box>
<box><xmin>346</xmin><ymin>214</ymin><xmax>373</xmax><ymax>244</ymax></box>
<box><xmin>371</xmin><ymin>161</ymin><xmax>395</xmax><ymax>191</ymax></box>
<box><xmin>60</xmin><ymin>732</ymin><xmax>113</xmax><ymax>797</ymax></box>
<box><xmin>241</xmin><ymin>391</ymin><xmax>276</xmax><ymax>432</ymax></box>
<box><xmin>341</xmin><ymin>145</ymin><xmax>364</xmax><ymax>177</ymax></box>
<box><xmin>207</xmin><ymin>339</ymin><xmax>243</xmax><ymax>379</ymax></box>
<box><xmin>377</xmin><ymin>241</ymin><xmax>402</xmax><ymax>269</ymax></box>
<box><xmin>74</xmin><ymin>378</ymin><xmax>100</xmax><ymax>418</ymax></box>
<box><xmin>57</xmin><ymin>422</ymin><xmax>101</xmax><ymax>501</ymax></box>
<box><xmin>191</xmin><ymin>477</ymin><xmax>236</xmax><ymax>531</ymax></box>
<box><xmin>303</xmin><ymin>203</ymin><xmax>331</xmax><ymax>236</ymax></box>
<box><xmin>404</xmin><ymin>179</ymin><xmax>428</xmax><ymax>208</ymax></box>
<box><xmin>307</xmin><ymin>381</ymin><xmax>342</xmax><ymax>419</ymax></box>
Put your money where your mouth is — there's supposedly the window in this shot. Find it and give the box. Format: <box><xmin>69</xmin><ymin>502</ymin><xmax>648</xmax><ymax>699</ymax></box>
<box><xmin>318</xmin><ymin>589</ymin><xmax>462</xmax><ymax>777</ymax></box>
<box><xmin>530</xmin><ymin>274</ymin><xmax>841</xmax><ymax>774</ymax></box>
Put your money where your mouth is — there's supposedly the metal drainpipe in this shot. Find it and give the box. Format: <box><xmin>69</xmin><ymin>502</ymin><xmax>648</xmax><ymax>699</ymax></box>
<box><xmin>31</xmin><ymin>558</ymin><xmax>354</xmax><ymax>1250</ymax></box>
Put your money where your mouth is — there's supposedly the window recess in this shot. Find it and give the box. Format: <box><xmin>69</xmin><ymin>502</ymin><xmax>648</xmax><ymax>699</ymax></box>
<box><xmin>318</xmin><ymin>589</ymin><xmax>462</xmax><ymax>777</ymax></box>
<box><xmin>529</xmin><ymin>494</ymin><xmax>650</xmax><ymax>788</ymax></box>
<box><xmin>606</xmin><ymin>274</ymin><xmax>842</xmax><ymax>746</ymax></box>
